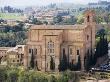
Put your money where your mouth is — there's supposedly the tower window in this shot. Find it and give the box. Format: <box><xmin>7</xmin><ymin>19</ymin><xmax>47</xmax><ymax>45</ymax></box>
<box><xmin>77</xmin><ymin>50</ymin><xmax>80</xmax><ymax>55</ymax></box>
<box><xmin>87</xmin><ymin>16</ymin><xmax>90</xmax><ymax>22</ymax></box>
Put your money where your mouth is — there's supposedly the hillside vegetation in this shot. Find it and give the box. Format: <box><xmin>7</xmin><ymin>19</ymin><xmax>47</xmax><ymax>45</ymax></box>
<box><xmin>0</xmin><ymin>23</ymin><xmax>27</xmax><ymax>47</ymax></box>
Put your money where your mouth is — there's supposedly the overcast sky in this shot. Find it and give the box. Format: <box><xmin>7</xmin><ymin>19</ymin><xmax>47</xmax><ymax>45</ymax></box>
<box><xmin>0</xmin><ymin>0</ymin><xmax>109</xmax><ymax>7</ymax></box>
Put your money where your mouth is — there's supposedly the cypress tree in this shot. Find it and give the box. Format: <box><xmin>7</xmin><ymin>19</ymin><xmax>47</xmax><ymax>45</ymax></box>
<box><xmin>58</xmin><ymin>54</ymin><xmax>62</xmax><ymax>71</ymax></box>
<box><xmin>92</xmin><ymin>54</ymin><xmax>97</xmax><ymax>66</ymax></box>
<box><xmin>76</xmin><ymin>56</ymin><xmax>81</xmax><ymax>70</ymax></box>
<box><xmin>104</xmin><ymin>37</ymin><xmax>108</xmax><ymax>55</ymax></box>
<box><xmin>59</xmin><ymin>53</ymin><xmax>68</xmax><ymax>71</ymax></box>
<box><xmin>30</xmin><ymin>50</ymin><xmax>34</xmax><ymax>69</ymax></box>
<box><xmin>50</xmin><ymin>56</ymin><xmax>55</xmax><ymax>71</ymax></box>
<box><xmin>97</xmin><ymin>29</ymin><xmax>108</xmax><ymax>57</ymax></box>
<box><xmin>69</xmin><ymin>60</ymin><xmax>74</xmax><ymax>71</ymax></box>
<box><xmin>63</xmin><ymin>53</ymin><xmax>68</xmax><ymax>70</ymax></box>
<box><xmin>85</xmin><ymin>52</ymin><xmax>90</xmax><ymax>71</ymax></box>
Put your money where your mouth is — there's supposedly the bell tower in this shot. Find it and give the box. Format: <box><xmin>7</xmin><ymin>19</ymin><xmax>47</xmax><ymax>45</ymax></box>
<box><xmin>84</xmin><ymin>10</ymin><xmax>96</xmax><ymax>54</ymax></box>
<box><xmin>84</xmin><ymin>10</ymin><xmax>95</xmax><ymax>25</ymax></box>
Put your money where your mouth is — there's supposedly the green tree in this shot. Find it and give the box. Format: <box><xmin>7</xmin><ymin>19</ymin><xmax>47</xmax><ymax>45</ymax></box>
<box><xmin>63</xmin><ymin>16</ymin><xmax>77</xmax><ymax>25</ymax></box>
<box><xmin>96</xmin><ymin>29</ymin><xmax>108</xmax><ymax>57</ymax></box>
<box><xmin>103</xmin><ymin>15</ymin><xmax>109</xmax><ymax>24</ymax></box>
<box><xmin>85</xmin><ymin>51</ymin><xmax>91</xmax><ymax>71</ymax></box>
<box><xmin>30</xmin><ymin>50</ymin><xmax>35</xmax><ymax>69</ymax></box>
<box><xmin>76</xmin><ymin>56</ymin><xmax>81</xmax><ymax>70</ymax></box>
<box><xmin>36</xmin><ymin>21</ymin><xmax>43</xmax><ymax>25</ymax></box>
<box><xmin>53</xmin><ymin>15</ymin><xmax>63</xmax><ymax>24</ymax></box>
<box><xmin>50</xmin><ymin>75</ymin><xmax>57</xmax><ymax>82</ymax></box>
<box><xmin>7</xmin><ymin>70</ymin><xmax>19</xmax><ymax>82</ymax></box>
<box><xmin>50</xmin><ymin>56</ymin><xmax>55</xmax><ymax>71</ymax></box>
<box><xmin>18</xmin><ymin>71</ymin><xmax>29</xmax><ymax>82</ymax></box>
<box><xmin>77</xmin><ymin>17</ymin><xmax>84</xmax><ymax>24</ymax></box>
<box><xmin>32</xmin><ymin>18</ymin><xmax>38</xmax><ymax>24</ymax></box>
<box><xmin>0</xmin><ymin>68</ymin><xmax>7</xmax><ymax>82</ymax></box>
<box><xmin>43</xmin><ymin>21</ymin><xmax>48</xmax><ymax>25</ymax></box>
<box><xmin>59</xmin><ymin>53</ymin><xmax>68</xmax><ymax>71</ymax></box>
<box><xmin>69</xmin><ymin>56</ymin><xmax>81</xmax><ymax>71</ymax></box>
<box><xmin>95</xmin><ymin>16</ymin><xmax>103</xmax><ymax>24</ymax></box>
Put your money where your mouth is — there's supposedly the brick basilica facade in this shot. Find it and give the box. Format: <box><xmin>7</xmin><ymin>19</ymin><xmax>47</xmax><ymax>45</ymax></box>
<box><xmin>24</xmin><ymin>10</ymin><xmax>96</xmax><ymax>72</ymax></box>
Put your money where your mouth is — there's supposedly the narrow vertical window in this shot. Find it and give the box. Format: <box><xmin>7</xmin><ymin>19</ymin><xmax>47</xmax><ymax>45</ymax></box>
<box><xmin>77</xmin><ymin>50</ymin><xmax>80</xmax><ymax>55</ymax></box>
<box><xmin>87</xmin><ymin>16</ymin><xmax>90</xmax><ymax>22</ymax></box>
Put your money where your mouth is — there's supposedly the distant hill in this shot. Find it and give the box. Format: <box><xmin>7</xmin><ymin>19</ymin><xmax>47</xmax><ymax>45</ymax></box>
<box><xmin>47</xmin><ymin>3</ymin><xmax>87</xmax><ymax>9</ymax></box>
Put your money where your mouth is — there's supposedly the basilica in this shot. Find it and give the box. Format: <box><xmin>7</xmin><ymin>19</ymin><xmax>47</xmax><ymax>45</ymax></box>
<box><xmin>23</xmin><ymin>10</ymin><xmax>96</xmax><ymax>71</ymax></box>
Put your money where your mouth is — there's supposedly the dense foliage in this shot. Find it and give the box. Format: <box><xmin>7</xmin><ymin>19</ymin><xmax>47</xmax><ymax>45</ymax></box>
<box><xmin>53</xmin><ymin>15</ymin><xmax>81</xmax><ymax>25</ymax></box>
<box><xmin>94</xmin><ymin>29</ymin><xmax>108</xmax><ymax>63</ymax></box>
<box><xmin>59</xmin><ymin>52</ymin><xmax>68</xmax><ymax>71</ymax></box>
<box><xmin>84</xmin><ymin>29</ymin><xmax>109</xmax><ymax>71</ymax></box>
<box><xmin>59</xmin><ymin>51</ymin><xmax>81</xmax><ymax>71</ymax></box>
<box><xmin>0</xmin><ymin>67</ymin><xmax>80</xmax><ymax>82</ymax></box>
<box><xmin>0</xmin><ymin>23</ymin><xmax>27</xmax><ymax>47</ymax></box>
<box><xmin>30</xmin><ymin>51</ymin><xmax>35</xmax><ymax>69</ymax></box>
<box><xmin>50</xmin><ymin>56</ymin><xmax>55</xmax><ymax>71</ymax></box>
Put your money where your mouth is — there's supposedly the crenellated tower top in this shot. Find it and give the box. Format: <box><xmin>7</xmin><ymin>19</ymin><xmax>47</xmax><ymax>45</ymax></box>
<box><xmin>84</xmin><ymin>10</ymin><xmax>95</xmax><ymax>25</ymax></box>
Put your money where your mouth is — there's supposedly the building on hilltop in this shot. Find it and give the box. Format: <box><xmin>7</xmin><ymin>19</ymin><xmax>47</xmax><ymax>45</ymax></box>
<box><xmin>0</xmin><ymin>10</ymin><xmax>96</xmax><ymax>72</ymax></box>
<box><xmin>23</xmin><ymin>10</ymin><xmax>96</xmax><ymax>72</ymax></box>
